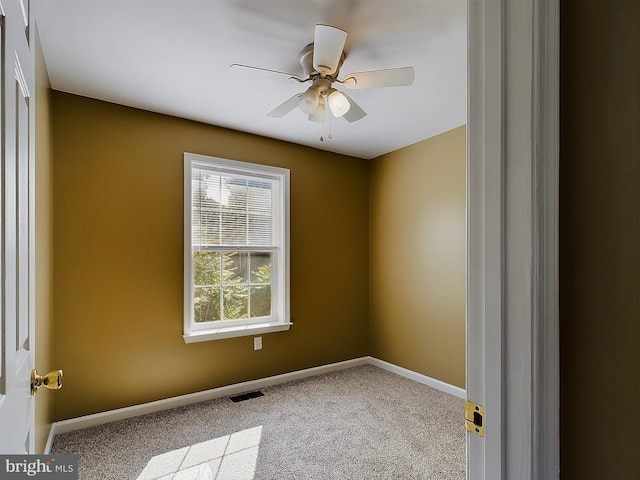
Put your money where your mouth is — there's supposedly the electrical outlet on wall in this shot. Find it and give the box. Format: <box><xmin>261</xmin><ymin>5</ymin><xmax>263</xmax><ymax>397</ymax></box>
<box><xmin>254</xmin><ymin>336</ymin><xmax>262</xmax><ymax>350</ymax></box>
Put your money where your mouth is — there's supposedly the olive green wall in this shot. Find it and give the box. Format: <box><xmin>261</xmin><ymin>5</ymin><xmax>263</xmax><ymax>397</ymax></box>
<box><xmin>51</xmin><ymin>92</ymin><xmax>370</xmax><ymax>421</ymax></box>
<box><xmin>560</xmin><ymin>1</ymin><xmax>640</xmax><ymax>478</ymax></box>
<box><xmin>35</xmin><ymin>28</ymin><xmax>55</xmax><ymax>453</ymax></box>
<box><xmin>369</xmin><ymin>126</ymin><xmax>466</xmax><ymax>388</ymax></box>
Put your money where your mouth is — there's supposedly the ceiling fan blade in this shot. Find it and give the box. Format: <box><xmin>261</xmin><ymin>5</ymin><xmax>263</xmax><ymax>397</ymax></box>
<box><xmin>267</xmin><ymin>94</ymin><xmax>302</xmax><ymax>118</ymax></box>
<box><xmin>340</xmin><ymin>93</ymin><xmax>367</xmax><ymax>123</ymax></box>
<box><xmin>341</xmin><ymin>67</ymin><xmax>415</xmax><ymax>89</ymax></box>
<box><xmin>230</xmin><ymin>63</ymin><xmax>303</xmax><ymax>81</ymax></box>
<box><xmin>313</xmin><ymin>25</ymin><xmax>347</xmax><ymax>75</ymax></box>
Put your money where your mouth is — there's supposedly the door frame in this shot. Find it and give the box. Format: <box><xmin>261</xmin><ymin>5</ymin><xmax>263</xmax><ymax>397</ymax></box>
<box><xmin>467</xmin><ymin>1</ymin><xmax>559</xmax><ymax>478</ymax></box>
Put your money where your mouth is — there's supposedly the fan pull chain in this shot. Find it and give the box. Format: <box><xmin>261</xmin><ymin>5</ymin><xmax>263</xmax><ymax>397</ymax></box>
<box><xmin>328</xmin><ymin>113</ymin><xmax>333</xmax><ymax>139</ymax></box>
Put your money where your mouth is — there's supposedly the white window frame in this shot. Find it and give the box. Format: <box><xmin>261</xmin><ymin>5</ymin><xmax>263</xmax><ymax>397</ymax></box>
<box><xmin>183</xmin><ymin>152</ymin><xmax>291</xmax><ymax>343</ymax></box>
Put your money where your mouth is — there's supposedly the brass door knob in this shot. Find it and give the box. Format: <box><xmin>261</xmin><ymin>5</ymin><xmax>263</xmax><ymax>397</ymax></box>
<box><xmin>31</xmin><ymin>369</ymin><xmax>63</xmax><ymax>396</ymax></box>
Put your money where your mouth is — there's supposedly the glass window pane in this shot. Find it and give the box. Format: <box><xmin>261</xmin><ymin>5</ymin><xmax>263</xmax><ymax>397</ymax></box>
<box><xmin>250</xmin><ymin>253</ymin><xmax>272</xmax><ymax>284</ymax></box>
<box><xmin>247</xmin><ymin>181</ymin><xmax>271</xmax><ymax>213</ymax></box>
<box><xmin>222</xmin><ymin>284</ymin><xmax>248</xmax><ymax>320</ymax></box>
<box><xmin>221</xmin><ymin>211</ymin><xmax>247</xmax><ymax>245</ymax></box>
<box><xmin>250</xmin><ymin>286</ymin><xmax>271</xmax><ymax>318</ymax></box>
<box><xmin>192</xmin><ymin>172</ymin><xmax>221</xmax><ymax>246</ymax></box>
<box><xmin>194</xmin><ymin>252</ymin><xmax>221</xmax><ymax>286</ymax></box>
<box><xmin>194</xmin><ymin>286</ymin><xmax>221</xmax><ymax>322</ymax></box>
<box><xmin>195</xmin><ymin>208</ymin><xmax>220</xmax><ymax>247</ymax></box>
<box><xmin>222</xmin><ymin>252</ymin><xmax>249</xmax><ymax>284</ymax></box>
<box><xmin>225</xmin><ymin>177</ymin><xmax>247</xmax><ymax>210</ymax></box>
<box><xmin>248</xmin><ymin>213</ymin><xmax>272</xmax><ymax>245</ymax></box>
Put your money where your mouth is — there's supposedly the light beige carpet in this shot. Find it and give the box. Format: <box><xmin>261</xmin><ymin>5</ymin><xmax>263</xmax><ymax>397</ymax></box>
<box><xmin>51</xmin><ymin>365</ymin><xmax>466</xmax><ymax>479</ymax></box>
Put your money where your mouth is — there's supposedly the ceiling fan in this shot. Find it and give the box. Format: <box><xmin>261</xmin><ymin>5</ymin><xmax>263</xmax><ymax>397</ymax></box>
<box><xmin>231</xmin><ymin>24</ymin><xmax>415</xmax><ymax>128</ymax></box>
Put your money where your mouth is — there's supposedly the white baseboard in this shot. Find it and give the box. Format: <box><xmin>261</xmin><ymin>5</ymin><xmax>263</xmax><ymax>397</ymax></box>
<box><xmin>45</xmin><ymin>357</ymin><xmax>367</xmax><ymax>452</ymax></box>
<box><xmin>366</xmin><ymin>357</ymin><xmax>466</xmax><ymax>399</ymax></box>
<box><xmin>45</xmin><ymin>356</ymin><xmax>464</xmax><ymax>452</ymax></box>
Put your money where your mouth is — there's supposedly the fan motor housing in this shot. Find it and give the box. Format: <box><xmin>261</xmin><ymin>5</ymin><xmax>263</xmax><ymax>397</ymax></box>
<box><xmin>311</xmin><ymin>78</ymin><xmax>333</xmax><ymax>95</ymax></box>
<box><xmin>299</xmin><ymin>43</ymin><xmax>345</xmax><ymax>78</ymax></box>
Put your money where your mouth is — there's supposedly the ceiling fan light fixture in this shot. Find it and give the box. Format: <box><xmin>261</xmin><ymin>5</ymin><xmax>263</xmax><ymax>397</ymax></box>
<box><xmin>298</xmin><ymin>86</ymin><xmax>320</xmax><ymax>114</ymax></box>
<box><xmin>327</xmin><ymin>88</ymin><xmax>351</xmax><ymax>117</ymax></box>
<box><xmin>309</xmin><ymin>97</ymin><xmax>325</xmax><ymax>123</ymax></box>
<box><xmin>235</xmin><ymin>24</ymin><xmax>414</xmax><ymax>129</ymax></box>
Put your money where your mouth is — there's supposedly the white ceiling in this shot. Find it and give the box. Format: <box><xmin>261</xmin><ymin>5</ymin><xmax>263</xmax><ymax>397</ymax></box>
<box><xmin>34</xmin><ymin>0</ymin><xmax>466</xmax><ymax>159</ymax></box>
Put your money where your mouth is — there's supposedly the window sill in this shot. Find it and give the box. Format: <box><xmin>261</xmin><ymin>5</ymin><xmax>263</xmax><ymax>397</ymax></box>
<box><xmin>183</xmin><ymin>322</ymin><xmax>293</xmax><ymax>344</ymax></box>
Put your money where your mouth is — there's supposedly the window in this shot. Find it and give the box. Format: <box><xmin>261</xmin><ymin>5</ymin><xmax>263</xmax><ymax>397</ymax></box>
<box><xmin>183</xmin><ymin>153</ymin><xmax>290</xmax><ymax>343</ymax></box>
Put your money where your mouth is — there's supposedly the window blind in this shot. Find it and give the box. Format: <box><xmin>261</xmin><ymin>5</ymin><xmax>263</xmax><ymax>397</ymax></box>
<box><xmin>191</xmin><ymin>168</ymin><xmax>279</xmax><ymax>250</ymax></box>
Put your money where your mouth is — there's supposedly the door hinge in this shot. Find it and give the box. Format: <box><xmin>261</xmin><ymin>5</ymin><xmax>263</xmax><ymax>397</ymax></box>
<box><xmin>465</xmin><ymin>400</ymin><xmax>485</xmax><ymax>437</ymax></box>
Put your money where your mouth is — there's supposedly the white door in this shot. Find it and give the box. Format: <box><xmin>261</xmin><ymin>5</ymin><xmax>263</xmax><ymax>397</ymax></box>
<box><xmin>0</xmin><ymin>0</ymin><xmax>36</xmax><ymax>453</ymax></box>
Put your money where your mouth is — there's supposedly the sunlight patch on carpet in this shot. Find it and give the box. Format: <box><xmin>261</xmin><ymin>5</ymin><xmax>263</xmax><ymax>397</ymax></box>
<box><xmin>136</xmin><ymin>426</ymin><xmax>262</xmax><ymax>480</ymax></box>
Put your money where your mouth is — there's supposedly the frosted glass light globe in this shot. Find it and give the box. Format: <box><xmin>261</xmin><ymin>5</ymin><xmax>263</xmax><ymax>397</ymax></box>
<box><xmin>298</xmin><ymin>87</ymin><xmax>320</xmax><ymax>115</ymax></box>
